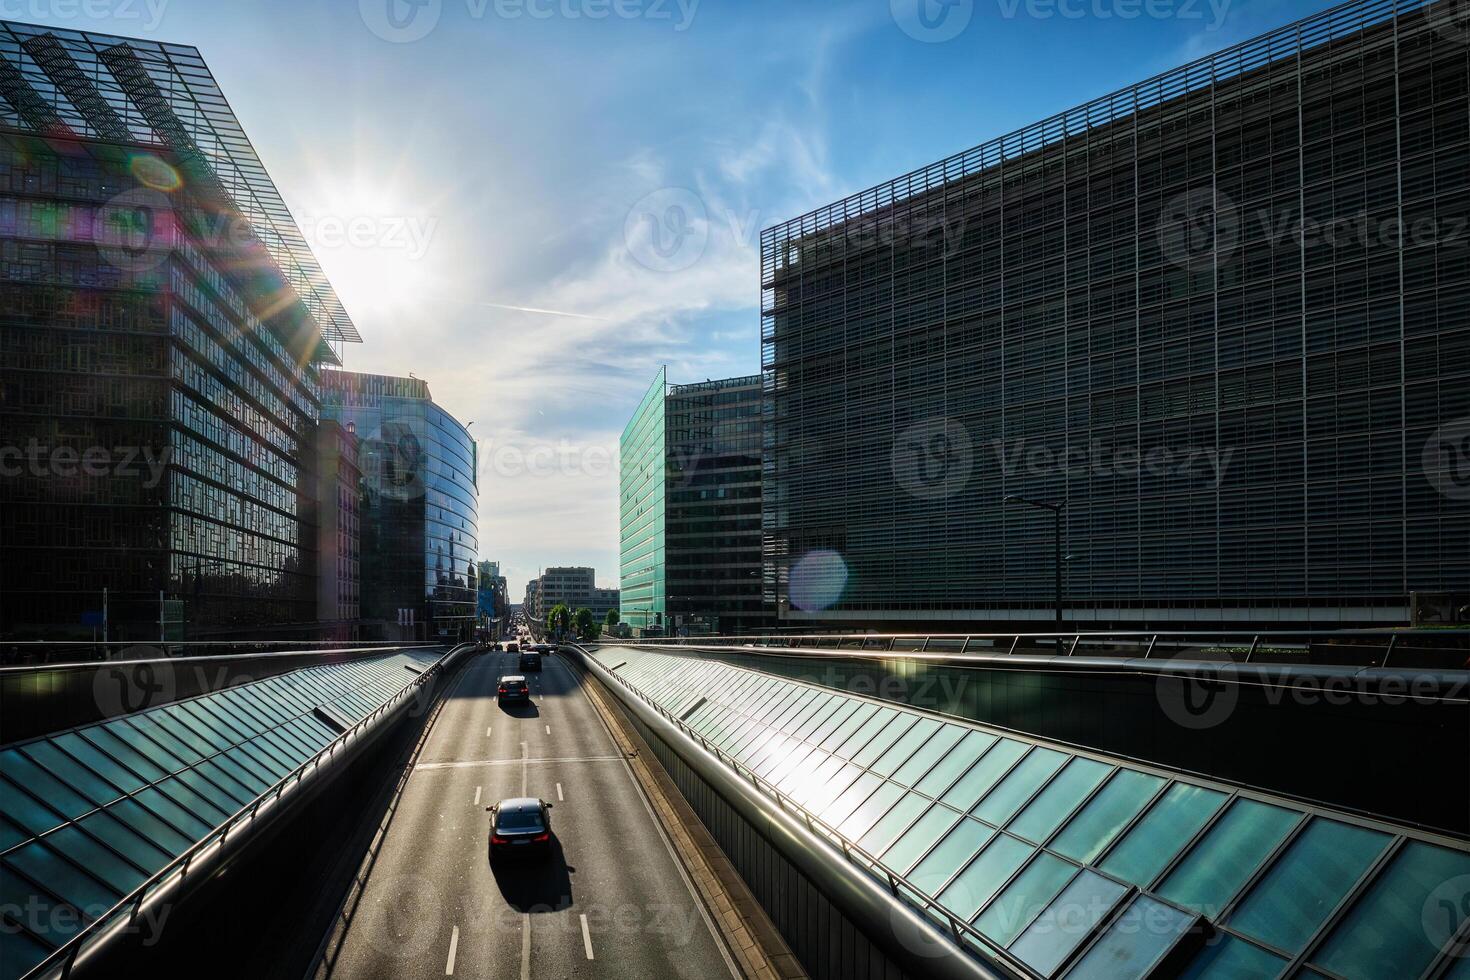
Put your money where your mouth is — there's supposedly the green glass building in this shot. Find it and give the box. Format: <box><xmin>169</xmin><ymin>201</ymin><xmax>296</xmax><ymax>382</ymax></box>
<box><xmin>619</xmin><ymin>368</ymin><xmax>667</xmax><ymax>632</ymax></box>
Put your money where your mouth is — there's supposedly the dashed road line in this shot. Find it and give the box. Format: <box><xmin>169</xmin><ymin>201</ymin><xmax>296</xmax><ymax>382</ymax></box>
<box><xmin>445</xmin><ymin>925</ymin><xmax>459</xmax><ymax>975</ymax></box>
<box><xmin>520</xmin><ymin>914</ymin><xmax>532</xmax><ymax>980</ymax></box>
<box><xmin>544</xmin><ymin>724</ymin><xmax>551</xmax><ymax>735</ymax></box>
<box><xmin>473</xmin><ymin>786</ymin><xmax>481</xmax><ymax>805</ymax></box>
<box><xmin>556</xmin><ymin>782</ymin><xmax>564</xmax><ymax>801</ymax></box>
<box><xmin>486</xmin><ymin>725</ymin><xmax>492</xmax><ymax>737</ymax></box>
<box><xmin>580</xmin><ymin>913</ymin><xmax>594</xmax><ymax>960</ymax></box>
<box><xmin>414</xmin><ymin>755</ymin><xmax>622</xmax><ymax>771</ymax></box>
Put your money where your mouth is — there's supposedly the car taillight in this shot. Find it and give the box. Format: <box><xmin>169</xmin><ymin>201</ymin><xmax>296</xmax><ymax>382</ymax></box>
<box><xmin>491</xmin><ymin>835</ymin><xmax>508</xmax><ymax>845</ymax></box>
<box><xmin>498</xmin><ymin>686</ymin><xmax>507</xmax><ymax>693</ymax></box>
<box><xmin>533</xmin><ymin>832</ymin><xmax>549</xmax><ymax>842</ymax></box>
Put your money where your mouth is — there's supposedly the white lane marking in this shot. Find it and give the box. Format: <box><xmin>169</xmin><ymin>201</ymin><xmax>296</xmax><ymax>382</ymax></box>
<box><xmin>473</xmin><ymin>786</ymin><xmax>481</xmax><ymax>805</ymax></box>
<box><xmin>580</xmin><ymin>913</ymin><xmax>594</xmax><ymax>960</ymax></box>
<box><xmin>520</xmin><ymin>741</ymin><xmax>528</xmax><ymax>797</ymax></box>
<box><xmin>486</xmin><ymin>726</ymin><xmax>492</xmax><ymax>737</ymax></box>
<box><xmin>445</xmin><ymin>925</ymin><xmax>459</xmax><ymax>975</ymax></box>
<box><xmin>520</xmin><ymin>914</ymin><xmax>531</xmax><ymax>980</ymax></box>
<box><xmin>414</xmin><ymin>755</ymin><xmax>622</xmax><ymax>771</ymax></box>
<box><xmin>556</xmin><ymin>782</ymin><xmax>564</xmax><ymax>801</ymax></box>
<box><xmin>545</xmin><ymin>724</ymin><xmax>551</xmax><ymax>735</ymax></box>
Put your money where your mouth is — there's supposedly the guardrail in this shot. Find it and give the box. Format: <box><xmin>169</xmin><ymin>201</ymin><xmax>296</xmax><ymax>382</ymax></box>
<box><xmin>26</xmin><ymin>642</ymin><xmax>475</xmax><ymax>980</ymax></box>
<box><xmin>603</xmin><ymin>629</ymin><xmax>1470</xmax><ymax>670</ymax></box>
<box><xmin>575</xmin><ymin>644</ymin><xmax>1029</xmax><ymax>979</ymax></box>
<box><xmin>1</xmin><ymin>639</ymin><xmax>439</xmax><ymax>667</ymax></box>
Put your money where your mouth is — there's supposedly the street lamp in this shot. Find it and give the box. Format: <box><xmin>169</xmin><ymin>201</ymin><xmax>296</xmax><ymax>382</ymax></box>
<box><xmin>1004</xmin><ymin>495</ymin><xmax>1065</xmax><ymax>628</ymax></box>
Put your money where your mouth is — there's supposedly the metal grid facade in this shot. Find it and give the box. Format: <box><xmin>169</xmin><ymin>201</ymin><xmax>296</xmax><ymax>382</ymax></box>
<box><xmin>761</xmin><ymin>0</ymin><xmax>1470</xmax><ymax>625</ymax></box>
<box><xmin>666</xmin><ymin>376</ymin><xmax>769</xmax><ymax>634</ymax></box>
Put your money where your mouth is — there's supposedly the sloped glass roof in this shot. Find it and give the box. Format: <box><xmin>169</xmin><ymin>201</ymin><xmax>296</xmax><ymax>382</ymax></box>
<box><xmin>594</xmin><ymin>647</ymin><xmax>1470</xmax><ymax>980</ymax></box>
<box><xmin>0</xmin><ymin>649</ymin><xmax>443</xmax><ymax>979</ymax></box>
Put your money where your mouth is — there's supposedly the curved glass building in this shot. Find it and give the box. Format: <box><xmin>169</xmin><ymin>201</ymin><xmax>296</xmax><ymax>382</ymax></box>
<box><xmin>319</xmin><ymin>371</ymin><xmax>479</xmax><ymax>641</ymax></box>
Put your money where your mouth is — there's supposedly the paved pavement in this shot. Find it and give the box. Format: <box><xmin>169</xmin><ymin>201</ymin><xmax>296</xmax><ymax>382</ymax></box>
<box><xmin>316</xmin><ymin>648</ymin><xmax>739</xmax><ymax>980</ymax></box>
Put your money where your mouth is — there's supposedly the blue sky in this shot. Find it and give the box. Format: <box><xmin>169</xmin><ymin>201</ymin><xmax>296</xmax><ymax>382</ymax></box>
<box><xmin>22</xmin><ymin>0</ymin><xmax>1330</xmax><ymax>596</ymax></box>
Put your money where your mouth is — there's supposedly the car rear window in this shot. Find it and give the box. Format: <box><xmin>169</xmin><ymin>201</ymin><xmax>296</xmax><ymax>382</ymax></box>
<box><xmin>496</xmin><ymin>809</ymin><xmax>544</xmax><ymax>832</ymax></box>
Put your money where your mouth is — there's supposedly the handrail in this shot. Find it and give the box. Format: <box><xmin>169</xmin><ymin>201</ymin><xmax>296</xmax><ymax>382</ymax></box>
<box><xmin>603</xmin><ymin>629</ymin><xmax>1468</xmax><ymax>671</ymax></box>
<box><xmin>575</xmin><ymin>644</ymin><xmax>1034</xmax><ymax>978</ymax></box>
<box><xmin>24</xmin><ymin>642</ymin><xmax>474</xmax><ymax>980</ymax></box>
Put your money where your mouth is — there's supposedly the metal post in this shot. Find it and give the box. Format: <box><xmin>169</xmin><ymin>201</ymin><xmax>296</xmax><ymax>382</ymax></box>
<box><xmin>102</xmin><ymin>587</ymin><xmax>108</xmax><ymax>644</ymax></box>
<box><xmin>159</xmin><ymin>590</ymin><xmax>165</xmax><ymax>643</ymax></box>
<box><xmin>1054</xmin><ymin>508</ymin><xmax>1063</xmax><ymax>628</ymax></box>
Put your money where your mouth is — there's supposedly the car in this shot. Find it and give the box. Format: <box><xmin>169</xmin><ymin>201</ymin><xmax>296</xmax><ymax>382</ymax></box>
<box><xmin>506</xmin><ymin>642</ymin><xmax>519</xmax><ymax>653</ymax></box>
<box><xmin>498</xmin><ymin>674</ymin><xmax>529</xmax><ymax>702</ymax></box>
<box><xmin>533</xmin><ymin>643</ymin><xmax>552</xmax><ymax>654</ymax></box>
<box><xmin>487</xmin><ymin>797</ymin><xmax>553</xmax><ymax>858</ymax></box>
<box><xmin>519</xmin><ymin>650</ymin><xmax>542</xmax><ymax>671</ymax></box>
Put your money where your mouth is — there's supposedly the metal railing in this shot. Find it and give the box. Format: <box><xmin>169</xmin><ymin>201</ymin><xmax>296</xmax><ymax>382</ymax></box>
<box><xmin>599</xmin><ymin>629</ymin><xmax>1469</xmax><ymax>671</ymax></box>
<box><xmin>23</xmin><ymin>642</ymin><xmax>474</xmax><ymax>980</ymax></box>
<box><xmin>1</xmin><ymin>639</ymin><xmax>443</xmax><ymax>667</ymax></box>
<box><xmin>578</xmin><ymin>644</ymin><xmax>1034</xmax><ymax>978</ymax></box>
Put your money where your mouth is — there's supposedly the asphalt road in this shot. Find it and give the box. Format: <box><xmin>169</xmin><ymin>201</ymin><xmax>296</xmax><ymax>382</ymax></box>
<box><xmin>316</xmin><ymin>648</ymin><xmax>739</xmax><ymax>980</ymax></box>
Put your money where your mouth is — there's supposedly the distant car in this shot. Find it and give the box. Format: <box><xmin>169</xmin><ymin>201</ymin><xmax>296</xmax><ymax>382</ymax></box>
<box><xmin>519</xmin><ymin>650</ymin><xmax>542</xmax><ymax>671</ymax></box>
<box><xmin>506</xmin><ymin>642</ymin><xmax>519</xmax><ymax>653</ymax></box>
<box><xmin>498</xmin><ymin>674</ymin><xmax>530</xmax><ymax>703</ymax></box>
<box><xmin>487</xmin><ymin>797</ymin><xmax>552</xmax><ymax>858</ymax></box>
<box><xmin>533</xmin><ymin>643</ymin><xmax>551</xmax><ymax>654</ymax></box>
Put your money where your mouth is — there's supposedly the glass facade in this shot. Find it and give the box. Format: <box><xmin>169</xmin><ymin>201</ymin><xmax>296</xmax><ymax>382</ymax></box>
<box><xmin>319</xmin><ymin>371</ymin><xmax>479</xmax><ymax>641</ymax></box>
<box><xmin>760</xmin><ymin>0</ymin><xmax>1470</xmax><ymax>627</ymax></box>
<box><xmin>593</xmin><ymin>645</ymin><xmax>1470</xmax><ymax>980</ymax></box>
<box><xmin>666</xmin><ymin>376</ymin><xmax>768</xmax><ymax>633</ymax></box>
<box><xmin>619</xmin><ymin>368</ymin><xmax>667</xmax><ymax>632</ymax></box>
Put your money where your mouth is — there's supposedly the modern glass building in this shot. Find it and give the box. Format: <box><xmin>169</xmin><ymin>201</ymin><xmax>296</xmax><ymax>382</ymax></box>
<box><xmin>666</xmin><ymin>375</ymin><xmax>768</xmax><ymax>634</ymax></box>
<box><xmin>319</xmin><ymin>371</ymin><xmax>478</xmax><ymax>642</ymax></box>
<box><xmin>0</xmin><ymin>22</ymin><xmax>360</xmax><ymax>639</ymax></box>
<box><xmin>619</xmin><ymin>368</ymin><xmax>667</xmax><ymax>632</ymax></box>
<box><xmin>761</xmin><ymin>0</ymin><xmax>1470</xmax><ymax>630</ymax></box>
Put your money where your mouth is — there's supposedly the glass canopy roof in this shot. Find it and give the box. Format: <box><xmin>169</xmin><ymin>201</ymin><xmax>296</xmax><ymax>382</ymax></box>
<box><xmin>593</xmin><ymin>647</ymin><xmax>1470</xmax><ymax>980</ymax></box>
<box><xmin>0</xmin><ymin>648</ymin><xmax>443</xmax><ymax>979</ymax></box>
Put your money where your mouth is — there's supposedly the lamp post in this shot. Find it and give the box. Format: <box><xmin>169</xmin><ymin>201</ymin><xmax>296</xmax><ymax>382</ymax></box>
<box><xmin>1004</xmin><ymin>495</ymin><xmax>1065</xmax><ymax>628</ymax></box>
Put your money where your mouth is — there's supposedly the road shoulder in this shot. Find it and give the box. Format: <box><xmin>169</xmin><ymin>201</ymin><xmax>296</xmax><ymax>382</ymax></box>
<box><xmin>574</xmin><ymin>656</ymin><xmax>807</xmax><ymax>980</ymax></box>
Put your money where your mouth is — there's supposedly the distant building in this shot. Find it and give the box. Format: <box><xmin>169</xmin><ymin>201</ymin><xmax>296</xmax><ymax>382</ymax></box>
<box><xmin>315</xmin><ymin>420</ymin><xmax>361</xmax><ymax>635</ymax></box>
<box><xmin>524</xmin><ymin>579</ymin><xmax>541</xmax><ymax>620</ymax></box>
<box><xmin>619</xmin><ymin>370</ymin><xmax>769</xmax><ymax>635</ymax></box>
<box><xmin>0</xmin><ymin>22</ymin><xmax>361</xmax><ymax>639</ymax></box>
<box><xmin>477</xmin><ymin>559</ymin><xmax>508</xmax><ymax>634</ymax></box>
<box><xmin>320</xmin><ymin>371</ymin><xmax>478</xmax><ymax>641</ymax></box>
<box><xmin>592</xmin><ymin>587</ymin><xmax>620</xmax><ymax>620</ymax></box>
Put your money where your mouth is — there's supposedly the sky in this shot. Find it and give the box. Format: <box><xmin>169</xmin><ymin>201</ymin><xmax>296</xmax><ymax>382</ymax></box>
<box><xmin>19</xmin><ymin>0</ymin><xmax>1332</xmax><ymax>596</ymax></box>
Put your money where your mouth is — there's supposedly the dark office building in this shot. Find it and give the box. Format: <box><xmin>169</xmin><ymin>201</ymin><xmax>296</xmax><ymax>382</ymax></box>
<box><xmin>319</xmin><ymin>370</ymin><xmax>479</xmax><ymax>641</ymax></box>
<box><xmin>761</xmin><ymin>0</ymin><xmax>1470</xmax><ymax>630</ymax></box>
<box><xmin>620</xmin><ymin>371</ymin><xmax>768</xmax><ymax>635</ymax></box>
<box><xmin>0</xmin><ymin>23</ymin><xmax>360</xmax><ymax>639</ymax></box>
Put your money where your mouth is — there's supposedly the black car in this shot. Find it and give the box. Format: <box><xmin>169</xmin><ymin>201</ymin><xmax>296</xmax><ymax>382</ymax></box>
<box><xmin>519</xmin><ymin>650</ymin><xmax>542</xmax><ymax>671</ymax></box>
<box><xmin>487</xmin><ymin>797</ymin><xmax>552</xmax><ymax>858</ymax></box>
<box><xmin>506</xmin><ymin>642</ymin><xmax>519</xmax><ymax>654</ymax></box>
<box><xmin>498</xmin><ymin>674</ymin><xmax>529</xmax><ymax>702</ymax></box>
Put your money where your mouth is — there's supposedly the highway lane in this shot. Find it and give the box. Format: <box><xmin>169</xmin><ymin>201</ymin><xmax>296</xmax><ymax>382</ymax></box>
<box><xmin>316</xmin><ymin>648</ymin><xmax>738</xmax><ymax>980</ymax></box>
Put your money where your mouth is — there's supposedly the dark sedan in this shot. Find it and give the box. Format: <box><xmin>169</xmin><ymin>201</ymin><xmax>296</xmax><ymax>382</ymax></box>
<box><xmin>488</xmin><ymin>797</ymin><xmax>553</xmax><ymax>859</ymax></box>
<box><xmin>498</xmin><ymin>675</ymin><xmax>529</xmax><ymax>703</ymax></box>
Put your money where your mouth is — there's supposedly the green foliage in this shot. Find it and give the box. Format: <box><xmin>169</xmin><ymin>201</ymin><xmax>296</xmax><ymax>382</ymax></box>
<box><xmin>603</xmin><ymin>607</ymin><xmax>620</xmax><ymax>626</ymax></box>
<box><xmin>546</xmin><ymin>603</ymin><xmax>572</xmax><ymax>634</ymax></box>
<box><xmin>573</xmin><ymin>607</ymin><xmax>597</xmax><ymax>641</ymax></box>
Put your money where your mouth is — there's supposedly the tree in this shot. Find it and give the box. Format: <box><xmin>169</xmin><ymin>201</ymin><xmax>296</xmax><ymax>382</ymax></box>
<box><xmin>546</xmin><ymin>603</ymin><xmax>572</xmax><ymax>637</ymax></box>
<box><xmin>573</xmin><ymin>607</ymin><xmax>597</xmax><ymax>641</ymax></box>
<box><xmin>603</xmin><ymin>607</ymin><xmax>620</xmax><ymax>627</ymax></box>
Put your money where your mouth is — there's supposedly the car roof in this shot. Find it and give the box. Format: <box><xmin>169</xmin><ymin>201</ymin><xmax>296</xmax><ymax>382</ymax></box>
<box><xmin>495</xmin><ymin>797</ymin><xmax>543</xmax><ymax>813</ymax></box>
<box><xmin>502</xmin><ymin>674</ymin><xmax>526</xmax><ymax>682</ymax></box>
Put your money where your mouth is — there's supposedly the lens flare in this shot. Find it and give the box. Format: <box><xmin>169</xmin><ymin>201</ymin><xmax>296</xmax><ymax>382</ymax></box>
<box><xmin>129</xmin><ymin>154</ymin><xmax>181</xmax><ymax>192</ymax></box>
<box><xmin>789</xmin><ymin>549</ymin><xmax>849</xmax><ymax>612</ymax></box>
